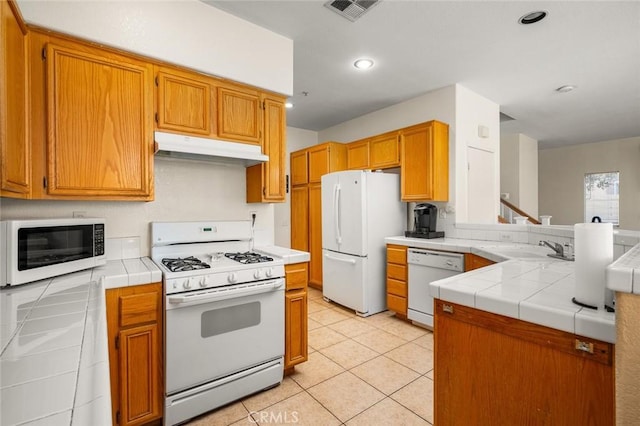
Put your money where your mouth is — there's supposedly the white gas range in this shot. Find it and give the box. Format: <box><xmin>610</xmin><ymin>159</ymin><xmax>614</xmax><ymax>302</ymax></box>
<box><xmin>151</xmin><ymin>221</ymin><xmax>285</xmax><ymax>426</ymax></box>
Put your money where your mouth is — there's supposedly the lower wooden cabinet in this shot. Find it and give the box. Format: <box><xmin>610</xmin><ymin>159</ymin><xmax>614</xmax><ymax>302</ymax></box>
<box><xmin>106</xmin><ymin>283</ymin><xmax>163</xmax><ymax>426</ymax></box>
<box><xmin>386</xmin><ymin>244</ymin><xmax>408</xmax><ymax>319</ymax></box>
<box><xmin>434</xmin><ymin>300</ymin><xmax>615</xmax><ymax>425</ymax></box>
<box><xmin>284</xmin><ymin>263</ymin><xmax>308</xmax><ymax>374</ymax></box>
<box><xmin>464</xmin><ymin>253</ymin><xmax>496</xmax><ymax>271</ymax></box>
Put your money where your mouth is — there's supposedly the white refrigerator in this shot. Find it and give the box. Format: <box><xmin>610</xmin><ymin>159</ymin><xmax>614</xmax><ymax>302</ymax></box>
<box><xmin>321</xmin><ymin>170</ymin><xmax>405</xmax><ymax>316</ymax></box>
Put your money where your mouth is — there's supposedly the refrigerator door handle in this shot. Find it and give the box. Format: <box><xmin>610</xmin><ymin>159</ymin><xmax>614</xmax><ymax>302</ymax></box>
<box><xmin>336</xmin><ymin>184</ymin><xmax>342</xmax><ymax>244</ymax></box>
<box><xmin>324</xmin><ymin>253</ymin><xmax>356</xmax><ymax>264</ymax></box>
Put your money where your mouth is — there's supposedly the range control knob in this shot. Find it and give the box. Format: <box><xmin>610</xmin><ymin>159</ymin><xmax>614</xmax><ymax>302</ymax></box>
<box><xmin>183</xmin><ymin>279</ymin><xmax>192</xmax><ymax>290</ymax></box>
<box><xmin>254</xmin><ymin>270</ymin><xmax>263</xmax><ymax>280</ymax></box>
<box><xmin>200</xmin><ymin>276</ymin><xmax>209</xmax><ymax>287</ymax></box>
<box><xmin>265</xmin><ymin>268</ymin><xmax>273</xmax><ymax>278</ymax></box>
<box><xmin>228</xmin><ymin>273</ymin><xmax>238</xmax><ymax>284</ymax></box>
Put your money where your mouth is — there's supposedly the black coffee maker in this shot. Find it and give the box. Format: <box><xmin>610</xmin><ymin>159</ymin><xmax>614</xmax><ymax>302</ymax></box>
<box><xmin>405</xmin><ymin>203</ymin><xmax>445</xmax><ymax>239</ymax></box>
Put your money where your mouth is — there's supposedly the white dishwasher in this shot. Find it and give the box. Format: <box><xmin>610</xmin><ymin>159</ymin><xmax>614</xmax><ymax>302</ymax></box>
<box><xmin>407</xmin><ymin>248</ymin><xmax>464</xmax><ymax>328</ymax></box>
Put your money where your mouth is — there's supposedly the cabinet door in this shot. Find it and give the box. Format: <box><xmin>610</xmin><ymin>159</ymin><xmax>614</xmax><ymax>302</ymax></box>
<box><xmin>106</xmin><ymin>283</ymin><xmax>163</xmax><ymax>426</ymax></box>
<box><xmin>119</xmin><ymin>324</ymin><xmax>162</xmax><ymax>426</ymax></box>
<box><xmin>156</xmin><ymin>68</ymin><xmax>213</xmax><ymax>137</ymax></box>
<box><xmin>285</xmin><ymin>288</ymin><xmax>308</xmax><ymax>368</ymax></box>
<box><xmin>1</xmin><ymin>0</ymin><xmax>30</xmax><ymax>197</ymax></box>
<box><xmin>246</xmin><ymin>96</ymin><xmax>286</xmax><ymax>203</ymax></box>
<box><xmin>217</xmin><ymin>84</ymin><xmax>261</xmax><ymax>144</ymax></box>
<box><xmin>308</xmin><ymin>145</ymin><xmax>329</xmax><ymax>184</ymax></box>
<box><xmin>370</xmin><ymin>132</ymin><xmax>400</xmax><ymax>169</ymax></box>
<box><xmin>290</xmin><ymin>150</ymin><xmax>308</xmax><ymax>186</ymax></box>
<box><xmin>346</xmin><ymin>139</ymin><xmax>370</xmax><ymax>170</ymax></box>
<box><xmin>46</xmin><ymin>43</ymin><xmax>154</xmax><ymax>199</ymax></box>
<box><xmin>308</xmin><ymin>183</ymin><xmax>323</xmax><ymax>288</ymax></box>
<box><xmin>400</xmin><ymin>121</ymin><xmax>449</xmax><ymax>202</ymax></box>
<box><xmin>434</xmin><ymin>300</ymin><xmax>614</xmax><ymax>425</ymax></box>
<box><xmin>291</xmin><ymin>185</ymin><xmax>309</xmax><ymax>251</ymax></box>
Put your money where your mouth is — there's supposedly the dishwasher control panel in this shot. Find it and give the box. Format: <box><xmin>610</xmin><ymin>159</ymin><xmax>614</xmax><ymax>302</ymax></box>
<box><xmin>407</xmin><ymin>249</ymin><xmax>464</xmax><ymax>272</ymax></box>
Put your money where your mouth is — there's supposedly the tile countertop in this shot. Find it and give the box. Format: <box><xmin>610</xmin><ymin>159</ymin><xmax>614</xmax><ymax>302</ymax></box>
<box><xmin>385</xmin><ymin>236</ymin><xmax>617</xmax><ymax>344</ymax></box>
<box><xmin>0</xmin><ymin>257</ymin><xmax>161</xmax><ymax>426</ymax></box>
<box><xmin>255</xmin><ymin>246</ymin><xmax>310</xmax><ymax>264</ymax></box>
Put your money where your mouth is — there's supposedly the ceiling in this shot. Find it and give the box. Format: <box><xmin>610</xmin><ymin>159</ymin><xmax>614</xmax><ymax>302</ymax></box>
<box><xmin>206</xmin><ymin>1</ymin><xmax>640</xmax><ymax>149</ymax></box>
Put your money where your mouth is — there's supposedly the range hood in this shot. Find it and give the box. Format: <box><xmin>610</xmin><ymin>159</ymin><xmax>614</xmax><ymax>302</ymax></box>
<box><xmin>154</xmin><ymin>131</ymin><xmax>268</xmax><ymax>166</ymax></box>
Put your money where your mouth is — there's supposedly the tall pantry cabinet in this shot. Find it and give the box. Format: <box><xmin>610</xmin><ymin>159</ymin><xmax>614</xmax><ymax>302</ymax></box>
<box><xmin>290</xmin><ymin>142</ymin><xmax>347</xmax><ymax>289</ymax></box>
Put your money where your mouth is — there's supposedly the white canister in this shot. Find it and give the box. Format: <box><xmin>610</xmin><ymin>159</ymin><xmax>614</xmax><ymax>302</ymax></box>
<box><xmin>573</xmin><ymin>222</ymin><xmax>614</xmax><ymax>309</ymax></box>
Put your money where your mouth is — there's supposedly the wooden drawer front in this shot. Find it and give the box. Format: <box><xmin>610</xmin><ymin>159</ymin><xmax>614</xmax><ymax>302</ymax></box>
<box><xmin>387</xmin><ymin>263</ymin><xmax>406</xmax><ymax>281</ymax></box>
<box><xmin>119</xmin><ymin>292</ymin><xmax>159</xmax><ymax>327</ymax></box>
<box><xmin>386</xmin><ymin>246</ymin><xmax>407</xmax><ymax>265</ymax></box>
<box><xmin>387</xmin><ymin>278</ymin><xmax>407</xmax><ymax>297</ymax></box>
<box><xmin>387</xmin><ymin>294</ymin><xmax>407</xmax><ymax>315</ymax></box>
<box><xmin>285</xmin><ymin>263</ymin><xmax>308</xmax><ymax>290</ymax></box>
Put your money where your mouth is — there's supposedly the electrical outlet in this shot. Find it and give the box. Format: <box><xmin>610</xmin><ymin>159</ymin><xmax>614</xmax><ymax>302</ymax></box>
<box><xmin>499</xmin><ymin>232</ymin><xmax>513</xmax><ymax>242</ymax></box>
<box><xmin>249</xmin><ymin>211</ymin><xmax>257</xmax><ymax>220</ymax></box>
<box><xmin>439</xmin><ymin>209</ymin><xmax>446</xmax><ymax>219</ymax></box>
<box><xmin>73</xmin><ymin>211</ymin><xmax>86</xmax><ymax>218</ymax></box>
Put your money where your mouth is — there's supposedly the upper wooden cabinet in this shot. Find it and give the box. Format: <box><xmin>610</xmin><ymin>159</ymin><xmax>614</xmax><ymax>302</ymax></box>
<box><xmin>400</xmin><ymin>120</ymin><xmax>449</xmax><ymax>202</ymax></box>
<box><xmin>155</xmin><ymin>66</ymin><xmax>214</xmax><ymax>137</ymax></box>
<box><xmin>307</xmin><ymin>142</ymin><xmax>347</xmax><ymax>183</ymax></box>
<box><xmin>246</xmin><ymin>95</ymin><xmax>286</xmax><ymax>203</ymax></box>
<box><xmin>346</xmin><ymin>139</ymin><xmax>370</xmax><ymax>170</ymax></box>
<box><xmin>290</xmin><ymin>150</ymin><xmax>308</xmax><ymax>186</ymax></box>
<box><xmin>370</xmin><ymin>131</ymin><xmax>400</xmax><ymax>169</ymax></box>
<box><xmin>217</xmin><ymin>83</ymin><xmax>261</xmax><ymax>145</ymax></box>
<box><xmin>42</xmin><ymin>42</ymin><xmax>154</xmax><ymax>199</ymax></box>
<box><xmin>0</xmin><ymin>0</ymin><xmax>30</xmax><ymax>198</ymax></box>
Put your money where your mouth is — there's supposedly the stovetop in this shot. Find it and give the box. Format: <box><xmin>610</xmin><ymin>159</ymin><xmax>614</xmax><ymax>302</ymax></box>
<box><xmin>153</xmin><ymin>250</ymin><xmax>285</xmax><ymax>295</ymax></box>
<box><xmin>150</xmin><ymin>221</ymin><xmax>286</xmax><ymax>295</ymax></box>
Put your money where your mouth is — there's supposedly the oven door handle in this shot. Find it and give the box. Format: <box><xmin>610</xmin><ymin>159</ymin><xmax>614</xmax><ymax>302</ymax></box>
<box><xmin>167</xmin><ymin>279</ymin><xmax>284</xmax><ymax>306</ymax></box>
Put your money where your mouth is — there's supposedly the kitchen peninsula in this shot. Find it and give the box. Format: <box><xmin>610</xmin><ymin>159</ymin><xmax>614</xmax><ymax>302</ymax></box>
<box><xmin>385</xmin><ymin>235</ymin><xmax>620</xmax><ymax>425</ymax></box>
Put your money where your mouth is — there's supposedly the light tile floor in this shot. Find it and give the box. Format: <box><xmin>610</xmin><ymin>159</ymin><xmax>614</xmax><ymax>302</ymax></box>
<box><xmin>187</xmin><ymin>287</ymin><xmax>434</xmax><ymax>425</ymax></box>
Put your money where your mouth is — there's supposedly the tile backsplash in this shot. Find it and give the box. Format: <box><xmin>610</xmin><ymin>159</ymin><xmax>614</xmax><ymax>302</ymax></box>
<box><xmin>450</xmin><ymin>223</ymin><xmax>640</xmax><ymax>261</ymax></box>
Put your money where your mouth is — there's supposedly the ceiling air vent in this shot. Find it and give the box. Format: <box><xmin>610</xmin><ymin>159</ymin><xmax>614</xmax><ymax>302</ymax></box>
<box><xmin>324</xmin><ymin>0</ymin><xmax>381</xmax><ymax>22</ymax></box>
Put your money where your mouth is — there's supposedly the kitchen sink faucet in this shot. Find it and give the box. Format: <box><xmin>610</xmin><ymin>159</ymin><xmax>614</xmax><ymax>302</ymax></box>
<box><xmin>539</xmin><ymin>240</ymin><xmax>574</xmax><ymax>261</ymax></box>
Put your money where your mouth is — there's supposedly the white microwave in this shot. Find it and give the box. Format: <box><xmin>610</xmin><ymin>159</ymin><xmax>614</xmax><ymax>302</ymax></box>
<box><xmin>0</xmin><ymin>218</ymin><xmax>106</xmax><ymax>287</ymax></box>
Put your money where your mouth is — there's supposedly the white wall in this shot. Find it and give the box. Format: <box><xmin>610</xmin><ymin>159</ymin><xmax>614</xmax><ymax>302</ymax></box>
<box><xmin>0</xmin><ymin>159</ymin><xmax>275</xmax><ymax>255</ymax></box>
<box><xmin>500</xmin><ymin>133</ymin><xmax>520</xmax><ymax>205</ymax></box>
<box><xmin>273</xmin><ymin>127</ymin><xmax>318</xmax><ymax>247</ymax></box>
<box><xmin>519</xmin><ymin>134</ymin><xmax>538</xmax><ymax>218</ymax></box>
<box><xmin>539</xmin><ymin>136</ymin><xmax>640</xmax><ymax>230</ymax></box>
<box><xmin>16</xmin><ymin>0</ymin><xmax>293</xmax><ymax>95</ymax></box>
<box><xmin>455</xmin><ymin>85</ymin><xmax>500</xmax><ymax>224</ymax></box>
<box><xmin>500</xmin><ymin>133</ymin><xmax>539</xmax><ymax>219</ymax></box>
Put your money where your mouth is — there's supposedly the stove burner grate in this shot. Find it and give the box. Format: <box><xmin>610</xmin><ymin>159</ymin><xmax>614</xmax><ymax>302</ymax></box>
<box><xmin>225</xmin><ymin>252</ymin><xmax>274</xmax><ymax>264</ymax></box>
<box><xmin>162</xmin><ymin>256</ymin><xmax>211</xmax><ymax>272</ymax></box>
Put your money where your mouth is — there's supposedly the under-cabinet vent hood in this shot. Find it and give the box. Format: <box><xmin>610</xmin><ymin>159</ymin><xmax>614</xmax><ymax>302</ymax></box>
<box><xmin>154</xmin><ymin>131</ymin><xmax>268</xmax><ymax>166</ymax></box>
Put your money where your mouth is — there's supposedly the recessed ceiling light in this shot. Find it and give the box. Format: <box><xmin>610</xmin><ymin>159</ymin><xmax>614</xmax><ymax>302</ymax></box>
<box><xmin>518</xmin><ymin>11</ymin><xmax>547</xmax><ymax>25</ymax></box>
<box><xmin>354</xmin><ymin>58</ymin><xmax>374</xmax><ymax>70</ymax></box>
<box><xmin>556</xmin><ymin>85</ymin><xmax>577</xmax><ymax>93</ymax></box>
<box><xmin>285</xmin><ymin>102</ymin><xmax>294</xmax><ymax>109</ymax></box>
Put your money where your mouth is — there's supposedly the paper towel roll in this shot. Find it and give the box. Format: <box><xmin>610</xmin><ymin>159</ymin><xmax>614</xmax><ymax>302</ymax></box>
<box><xmin>574</xmin><ymin>223</ymin><xmax>614</xmax><ymax>309</ymax></box>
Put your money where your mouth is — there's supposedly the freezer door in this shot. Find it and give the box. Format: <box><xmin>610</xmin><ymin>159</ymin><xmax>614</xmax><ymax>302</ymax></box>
<box><xmin>321</xmin><ymin>171</ymin><xmax>367</xmax><ymax>256</ymax></box>
<box><xmin>322</xmin><ymin>249</ymin><xmax>367</xmax><ymax>314</ymax></box>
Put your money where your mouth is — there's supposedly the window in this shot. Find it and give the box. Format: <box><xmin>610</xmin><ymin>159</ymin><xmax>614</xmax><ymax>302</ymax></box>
<box><xmin>584</xmin><ymin>171</ymin><xmax>619</xmax><ymax>225</ymax></box>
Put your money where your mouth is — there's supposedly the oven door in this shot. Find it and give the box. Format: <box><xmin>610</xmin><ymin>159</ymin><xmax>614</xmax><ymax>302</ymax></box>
<box><xmin>165</xmin><ymin>278</ymin><xmax>285</xmax><ymax>395</ymax></box>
